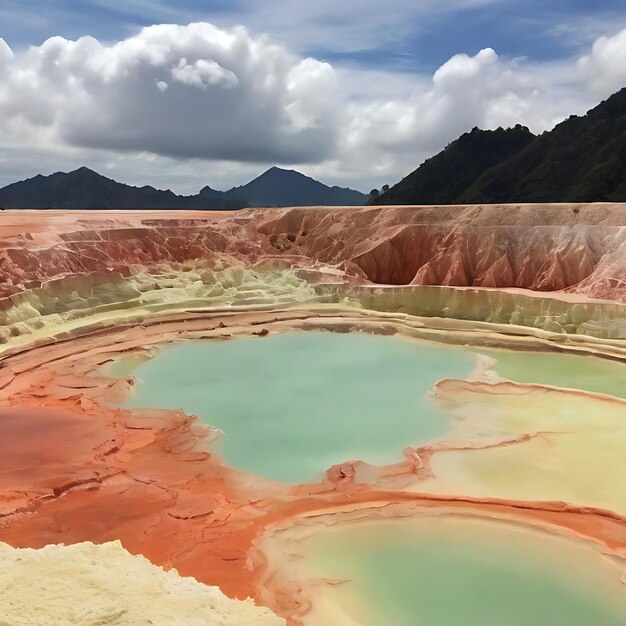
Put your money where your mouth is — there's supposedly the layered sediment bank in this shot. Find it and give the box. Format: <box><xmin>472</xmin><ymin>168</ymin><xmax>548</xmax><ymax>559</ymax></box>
<box><xmin>1</xmin><ymin>205</ymin><xmax>625</xmax><ymax>348</ymax></box>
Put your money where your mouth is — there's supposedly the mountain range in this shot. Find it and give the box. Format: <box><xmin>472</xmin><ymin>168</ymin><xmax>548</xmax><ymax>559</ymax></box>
<box><xmin>2</xmin><ymin>88</ymin><xmax>625</xmax><ymax>210</ymax></box>
<box><xmin>0</xmin><ymin>166</ymin><xmax>366</xmax><ymax>210</ymax></box>
<box><xmin>375</xmin><ymin>87</ymin><xmax>626</xmax><ymax>205</ymax></box>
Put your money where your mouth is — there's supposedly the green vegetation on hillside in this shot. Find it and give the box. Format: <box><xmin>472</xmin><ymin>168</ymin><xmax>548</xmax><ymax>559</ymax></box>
<box><xmin>376</xmin><ymin>126</ymin><xmax>535</xmax><ymax>205</ymax></box>
<box><xmin>375</xmin><ymin>87</ymin><xmax>626</xmax><ymax>205</ymax></box>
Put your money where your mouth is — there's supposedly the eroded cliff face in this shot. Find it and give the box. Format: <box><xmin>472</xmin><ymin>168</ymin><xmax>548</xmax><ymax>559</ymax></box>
<box><xmin>0</xmin><ymin>205</ymin><xmax>624</xmax><ymax>347</ymax></box>
<box><xmin>251</xmin><ymin>205</ymin><xmax>626</xmax><ymax>300</ymax></box>
<box><xmin>1</xmin><ymin>205</ymin><xmax>625</xmax><ymax>299</ymax></box>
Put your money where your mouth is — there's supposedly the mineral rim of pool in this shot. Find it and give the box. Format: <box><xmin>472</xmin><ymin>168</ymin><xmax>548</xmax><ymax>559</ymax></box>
<box><xmin>121</xmin><ymin>331</ymin><xmax>477</xmax><ymax>482</ymax></box>
<box><xmin>477</xmin><ymin>347</ymin><xmax>626</xmax><ymax>399</ymax></box>
<box><xmin>264</xmin><ymin>516</ymin><xmax>626</xmax><ymax>626</ymax></box>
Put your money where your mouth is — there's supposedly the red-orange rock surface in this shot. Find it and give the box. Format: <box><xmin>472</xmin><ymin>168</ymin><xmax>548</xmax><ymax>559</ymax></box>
<box><xmin>0</xmin><ymin>205</ymin><xmax>624</xmax><ymax>304</ymax></box>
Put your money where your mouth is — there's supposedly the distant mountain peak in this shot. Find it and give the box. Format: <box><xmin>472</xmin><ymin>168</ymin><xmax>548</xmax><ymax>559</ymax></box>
<box><xmin>258</xmin><ymin>166</ymin><xmax>306</xmax><ymax>179</ymax></box>
<box><xmin>0</xmin><ymin>165</ymin><xmax>365</xmax><ymax>210</ymax></box>
<box><xmin>199</xmin><ymin>184</ymin><xmax>225</xmax><ymax>198</ymax></box>
<box><xmin>67</xmin><ymin>166</ymin><xmax>101</xmax><ymax>178</ymax></box>
<box><xmin>224</xmin><ymin>167</ymin><xmax>366</xmax><ymax>207</ymax></box>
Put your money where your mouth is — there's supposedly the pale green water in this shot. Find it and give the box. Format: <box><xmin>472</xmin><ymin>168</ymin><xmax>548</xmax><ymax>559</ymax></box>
<box><xmin>482</xmin><ymin>348</ymin><xmax>626</xmax><ymax>399</ymax></box>
<box><xmin>119</xmin><ymin>330</ymin><xmax>626</xmax><ymax>622</ymax></box>
<box><xmin>294</xmin><ymin>517</ymin><xmax>626</xmax><ymax>626</ymax></box>
<box><xmin>122</xmin><ymin>331</ymin><xmax>476</xmax><ymax>482</ymax></box>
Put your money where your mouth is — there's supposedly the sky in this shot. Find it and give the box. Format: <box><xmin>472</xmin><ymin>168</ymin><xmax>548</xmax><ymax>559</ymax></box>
<box><xmin>0</xmin><ymin>0</ymin><xmax>625</xmax><ymax>193</ymax></box>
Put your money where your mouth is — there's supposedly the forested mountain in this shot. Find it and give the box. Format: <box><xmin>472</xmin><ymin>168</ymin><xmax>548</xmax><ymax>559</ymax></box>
<box><xmin>375</xmin><ymin>87</ymin><xmax>626</xmax><ymax>205</ymax></box>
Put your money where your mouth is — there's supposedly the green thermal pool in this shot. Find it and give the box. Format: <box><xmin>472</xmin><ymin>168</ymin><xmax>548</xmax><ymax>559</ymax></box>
<box><xmin>270</xmin><ymin>516</ymin><xmax>626</xmax><ymax>626</ymax></box>
<box><xmin>120</xmin><ymin>331</ymin><xmax>626</xmax><ymax>483</ymax></box>
<box><xmin>478</xmin><ymin>347</ymin><xmax>626</xmax><ymax>399</ymax></box>
<box><xmin>121</xmin><ymin>331</ymin><xmax>476</xmax><ymax>482</ymax></box>
<box><xmin>119</xmin><ymin>329</ymin><xmax>626</xmax><ymax>624</ymax></box>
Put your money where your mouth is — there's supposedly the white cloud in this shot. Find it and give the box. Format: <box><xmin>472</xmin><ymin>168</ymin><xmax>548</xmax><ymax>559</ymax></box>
<box><xmin>171</xmin><ymin>58</ymin><xmax>239</xmax><ymax>90</ymax></box>
<box><xmin>0</xmin><ymin>38</ymin><xmax>13</xmax><ymax>83</ymax></box>
<box><xmin>285</xmin><ymin>58</ymin><xmax>338</xmax><ymax>132</ymax></box>
<box><xmin>0</xmin><ymin>23</ymin><xmax>339</xmax><ymax>163</ymax></box>
<box><xmin>317</xmin><ymin>48</ymin><xmax>592</xmax><ymax>189</ymax></box>
<box><xmin>0</xmin><ymin>38</ymin><xmax>13</xmax><ymax>62</ymax></box>
<box><xmin>578</xmin><ymin>27</ymin><xmax>626</xmax><ymax>97</ymax></box>
<box><xmin>0</xmin><ymin>21</ymin><xmax>621</xmax><ymax>192</ymax></box>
